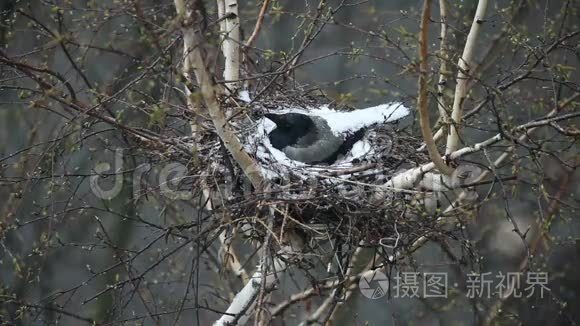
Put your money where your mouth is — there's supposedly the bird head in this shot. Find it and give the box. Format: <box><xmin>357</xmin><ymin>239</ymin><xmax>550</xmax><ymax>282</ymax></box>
<box><xmin>264</xmin><ymin>112</ymin><xmax>316</xmax><ymax>151</ymax></box>
<box><xmin>264</xmin><ymin>113</ymin><xmax>312</xmax><ymax>130</ymax></box>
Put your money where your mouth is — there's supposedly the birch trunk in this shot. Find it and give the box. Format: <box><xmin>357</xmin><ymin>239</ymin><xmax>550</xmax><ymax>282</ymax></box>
<box><xmin>445</xmin><ymin>0</ymin><xmax>489</xmax><ymax>154</ymax></box>
<box><xmin>174</xmin><ymin>0</ymin><xmax>264</xmax><ymax>189</ymax></box>
<box><xmin>222</xmin><ymin>0</ymin><xmax>241</xmax><ymax>91</ymax></box>
<box><xmin>417</xmin><ymin>0</ymin><xmax>454</xmax><ymax>175</ymax></box>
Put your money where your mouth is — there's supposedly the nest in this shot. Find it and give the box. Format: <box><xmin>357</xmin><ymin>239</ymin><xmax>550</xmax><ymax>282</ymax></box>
<box><xmin>170</xmin><ymin>88</ymin><xmax>435</xmax><ymax>249</ymax></box>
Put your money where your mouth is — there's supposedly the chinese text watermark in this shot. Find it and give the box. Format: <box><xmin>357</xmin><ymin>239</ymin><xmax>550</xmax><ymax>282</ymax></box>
<box><xmin>358</xmin><ymin>271</ymin><xmax>549</xmax><ymax>300</ymax></box>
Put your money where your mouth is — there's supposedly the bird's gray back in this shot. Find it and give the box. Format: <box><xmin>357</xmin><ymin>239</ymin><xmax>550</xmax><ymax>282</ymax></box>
<box><xmin>282</xmin><ymin>116</ymin><xmax>344</xmax><ymax>163</ymax></box>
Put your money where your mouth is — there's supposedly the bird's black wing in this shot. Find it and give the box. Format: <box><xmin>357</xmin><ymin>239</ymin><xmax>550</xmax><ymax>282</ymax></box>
<box><xmin>320</xmin><ymin>127</ymin><xmax>367</xmax><ymax>164</ymax></box>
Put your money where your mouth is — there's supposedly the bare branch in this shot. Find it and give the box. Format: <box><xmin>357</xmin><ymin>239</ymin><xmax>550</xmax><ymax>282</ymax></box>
<box><xmin>245</xmin><ymin>0</ymin><xmax>271</xmax><ymax>48</ymax></box>
<box><xmin>388</xmin><ymin>92</ymin><xmax>578</xmax><ymax>190</ymax></box>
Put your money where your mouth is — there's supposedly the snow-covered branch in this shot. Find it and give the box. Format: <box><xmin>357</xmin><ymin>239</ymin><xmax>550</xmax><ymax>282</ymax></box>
<box><xmin>213</xmin><ymin>250</ymin><xmax>289</xmax><ymax>326</ymax></box>
<box><xmin>386</xmin><ymin>134</ymin><xmax>497</xmax><ymax>191</ymax></box>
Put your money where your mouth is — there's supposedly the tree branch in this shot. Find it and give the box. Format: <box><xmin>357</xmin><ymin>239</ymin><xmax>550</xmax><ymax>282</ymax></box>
<box><xmin>387</xmin><ymin>92</ymin><xmax>578</xmax><ymax>190</ymax></box>
<box><xmin>222</xmin><ymin>0</ymin><xmax>241</xmax><ymax>91</ymax></box>
<box><xmin>418</xmin><ymin>0</ymin><xmax>454</xmax><ymax>175</ymax></box>
<box><xmin>245</xmin><ymin>0</ymin><xmax>271</xmax><ymax>48</ymax></box>
<box><xmin>175</xmin><ymin>0</ymin><xmax>264</xmax><ymax>190</ymax></box>
<box><xmin>213</xmin><ymin>251</ymin><xmax>288</xmax><ymax>326</ymax></box>
<box><xmin>445</xmin><ymin>0</ymin><xmax>489</xmax><ymax>154</ymax></box>
<box><xmin>436</xmin><ymin>0</ymin><xmax>450</xmax><ymax>134</ymax></box>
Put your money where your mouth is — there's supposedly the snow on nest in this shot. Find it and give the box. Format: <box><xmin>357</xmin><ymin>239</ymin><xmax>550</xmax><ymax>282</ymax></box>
<box><xmin>239</xmin><ymin>90</ymin><xmax>252</xmax><ymax>103</ymax></box>
<box><xmin>239</xmin><ymin>91</ymin><xmax>410</xmax><ymax>179</ymax></box>
<box><xmin>307</xmin><ymin>102</ymin><xmax>410</xmax><ymax>135</ymax></box>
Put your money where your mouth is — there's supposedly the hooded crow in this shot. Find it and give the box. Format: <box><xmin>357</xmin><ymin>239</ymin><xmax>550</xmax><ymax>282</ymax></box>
<box><xmin>264</xmin><ymin>112</ymin><xmax>367</xmax><ymax>164</ymax></box>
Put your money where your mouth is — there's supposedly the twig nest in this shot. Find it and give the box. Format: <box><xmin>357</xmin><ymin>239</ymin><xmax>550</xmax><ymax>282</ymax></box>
<box><xmin>188</xmin><ymin>89</ymin><xmax>433</xmax><ymax>246</ymax></box>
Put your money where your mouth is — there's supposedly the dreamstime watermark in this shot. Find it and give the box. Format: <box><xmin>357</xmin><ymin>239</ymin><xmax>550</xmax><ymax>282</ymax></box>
<box><xmin>89</xmin><ymin>149</ymin><xmax>192</xmax><ymax>201</ymax></box>
<box><xmin>358</xmin><ymin>271</ymin><xmax>549</xmax><ymax>300</ymax></box>
<box><xmin>87</xmin><ymin>149</ymin><xmax>484</xmax><ymax>205</ymax></box>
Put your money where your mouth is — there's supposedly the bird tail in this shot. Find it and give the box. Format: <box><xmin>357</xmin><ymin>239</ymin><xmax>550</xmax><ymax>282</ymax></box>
<box><xmin>341</xmin><ymin>127</ymin><xmax>367</xmax><ymax>154</ymax></box>
<box><xmin>324</xmin><ymin>127</ymin><xmax>367</xmax><ymax>163</ymax></box>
